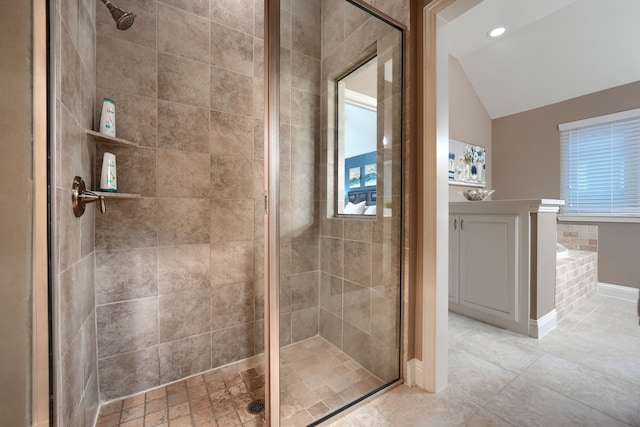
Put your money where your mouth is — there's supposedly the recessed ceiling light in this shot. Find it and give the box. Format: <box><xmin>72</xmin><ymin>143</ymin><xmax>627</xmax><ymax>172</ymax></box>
<box><xmin>488</xmin><ymin>27</ymin><xmax>506</xmax><ymax>38</ymax></box>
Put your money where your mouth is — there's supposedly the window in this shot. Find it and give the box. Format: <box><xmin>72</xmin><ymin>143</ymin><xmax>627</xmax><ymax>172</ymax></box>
<box><xmin>337</xmin><ymin>56</ymin><xmax>378</xmax><ymax>215</ymax></box>
<box><xmin>559</xmin><ymin>108</ymin><xmax>640</xmax><ymax>218</ymax></box>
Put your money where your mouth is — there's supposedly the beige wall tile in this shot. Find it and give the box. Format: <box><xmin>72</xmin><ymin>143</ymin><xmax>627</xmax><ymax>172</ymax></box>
<box><xmin>209</xmin><ymin>110</ymin><xmax>254</xmax><ymax>158</ymax></box>
<box><xmin>211</xmin><ymin>323</ymin><xmax>255</xmax><ymax>368</ymax></box>
<box><xmin>157</xmin><ymin>198</ymin><xmax>210</xmax><ymax>245</ymax></box>
<box><xmin>159</xmin><ymin>334</ymin><xmax>212</xmax><ymax>384</ymax></box>
<box><xmin>291</xmin><ymin>271</ymin><xmax>319</xmax><ymax>311</ymax></box>
<box><xmin>98</xmin><ymin>347</ymin><xmax>160</xmax><ymax>401</ymax></box>
<box><xmin>97</xmin><ymin>35</ymin><xmax>157</xmax><ymax>99</ymax></box>
<box><xmin>158</xmin><ymin>3</ymin><xmax>209</xmax><ymax>63</ymax></box>
<box><xmin>158</xmin><ymin>100</ymin><xmax>209</xmax><ymax>153</ymax></box>
<box><xmin>158</xmin><ymin>244</ymin><xmax>211</xmax><ymax>295</ymax></box>
<box><xmin>210</xmin><ymin>67</ymin><xmax>253</xmax><ymax>116</ymax></box>
<box><xmin>211</xmin><ymin>22</ymin><xmax>253</xmax><ymax>76</ymax></box>
<box><xmin>211</xmin><ymin>282</ymin><xmax>255</xmax><ymax>330</ymax></box>
<box><xmin>210</xmin><ymin>241</ymin><xmax>255</xmax><ymax>286</ymax></box>
<box><xmin>291</xmin><ymin>306</ymin><xmax>318</xmax><ymax>342</ymax></box>
<box><xmin>344</xmin><ymin>281</ymin><xmax>371</xmax><ymax>333</ymax></box>
<box><xmin>319</xmin><ymin>309</ymin><xmax>343</xmax><ymax>350</ymax></box>
<box><xmin>161</xmin><ymin>0</ymin><xmax>208</xmax><ymax>17</ymax></box>
<box><xmin>158</xmin><ymin>53</ymin><xmax>210</xmax><ymax>107</ymax></box>
<box><xmin>210</xmin><ymin>199</ymin><xmax>255</xmax><ymax>242</ymax></box>
<box><xmin>210</xmin><ymin>0</ymin><xmax>254</xmax><ymax>35</ymax></box>
<box><xmin>210</xmin><ymin>154</ymin><xmax>254</xmax><ymax>200</ymax></box>
<box><xmin>96</xmin><ymin>248</ymin><xmax>158</xmax><ymax>304</ymax></box>
<box><xmin>156</xmin><ymin>149</ymin><xmax>210</xmax><ymax>197</ymax></box>
<box><xmin>95</xmin><ymin>198</ymin><xmax>158</xmax><ymax>250</ymax></box>
<box><xmin>159</xmin><ymin>289</ymin><xmax>211</xmax><ymax>342</ymax></box>
<box><xmin>96</xmin><ymin>298</ymin><xmax>159</xmax><ymax>358</ymax></box>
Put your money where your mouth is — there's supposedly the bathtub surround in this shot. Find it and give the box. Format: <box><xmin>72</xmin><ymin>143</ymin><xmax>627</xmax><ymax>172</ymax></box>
<box><xmin>556</xmin><ymin>224</ymin><xmax>598</xmax><ymax>252</ymax></box>
<box><xmin>555</xmin><ymin>224</ymin><xmax>598</xmax><ymax>320</ymax></box>
<box><xmin>555</xmin><ymin>251</ymin><xmax>597</xmax><ymax>320</ymax></box>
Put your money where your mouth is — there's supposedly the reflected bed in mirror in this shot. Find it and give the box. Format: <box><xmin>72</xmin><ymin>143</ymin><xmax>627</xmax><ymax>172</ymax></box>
<box><xmin>449</xmin><ymin>138</ymin><xmax>486</xmax><ymax>187</ymax></box>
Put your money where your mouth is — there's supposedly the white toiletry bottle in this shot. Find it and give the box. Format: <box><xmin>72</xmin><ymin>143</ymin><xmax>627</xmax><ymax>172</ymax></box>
<box><xmin>100</xmin><ymin>152</ymin><xmax>117</xmax><ymax>192</ymax></box>
<box><xmin>99</xmin><ymin>98</ymin><xmax>116</xmax><ymax>137</ymax></box>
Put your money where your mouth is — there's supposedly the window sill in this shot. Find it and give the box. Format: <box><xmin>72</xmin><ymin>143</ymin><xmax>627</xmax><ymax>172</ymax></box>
<box><xmin>558</xmin><ymin>215</ymin><xmax>640</xmax><ymax>224</ymax></box>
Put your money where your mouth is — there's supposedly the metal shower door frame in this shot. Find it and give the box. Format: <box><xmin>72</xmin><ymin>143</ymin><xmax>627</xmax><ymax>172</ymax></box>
<box><xmin>264</xmin><ymin>0</ymin><xmax>281</xmax><ymax>425</ymax></box>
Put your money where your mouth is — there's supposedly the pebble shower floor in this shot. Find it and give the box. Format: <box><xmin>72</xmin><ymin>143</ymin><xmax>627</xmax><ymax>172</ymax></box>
<box><xmin>95</xmin><ymin>336</ymin><xmax>385</xmax><ymax>427</ymax></box>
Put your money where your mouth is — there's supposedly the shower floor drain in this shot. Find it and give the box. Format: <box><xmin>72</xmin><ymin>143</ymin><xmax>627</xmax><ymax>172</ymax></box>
<box><xmin>247</xmin><ymin>400</ymin><xmax>265</xmax><ymax>414</ymax></box>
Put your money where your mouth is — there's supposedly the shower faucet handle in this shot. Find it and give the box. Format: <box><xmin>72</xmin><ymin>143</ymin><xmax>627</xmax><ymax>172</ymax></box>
<box><xmin>72</xmin><ymin>176</ymin><xmax>106</xmax><ymax>217</ymax></box>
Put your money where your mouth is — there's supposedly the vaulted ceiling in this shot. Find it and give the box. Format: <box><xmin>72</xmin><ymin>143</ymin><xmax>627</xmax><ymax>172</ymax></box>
<box><xmin>444</xmin><ymin>0</ymin><xmax>640</xmax><ymax>119</ymax></box>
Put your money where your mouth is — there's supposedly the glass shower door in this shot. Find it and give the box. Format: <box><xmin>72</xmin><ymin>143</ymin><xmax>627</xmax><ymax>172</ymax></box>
<box><xmin>270</xmin><ymin>0</ymin><xmax>404</xmax><ymax>424</ymax></box>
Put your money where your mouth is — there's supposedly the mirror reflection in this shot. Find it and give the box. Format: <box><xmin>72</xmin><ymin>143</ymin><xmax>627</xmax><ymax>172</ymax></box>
<box><xmin>338</xmin><ymin>56</ymin><xmax>378</xmax><ymax>215</ymax></box>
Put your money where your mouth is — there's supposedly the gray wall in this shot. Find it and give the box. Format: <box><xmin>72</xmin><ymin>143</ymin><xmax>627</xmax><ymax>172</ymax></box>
<box><xmin>448</xmin><ymin>55</ymin><xmax>492</xmax><ymax>202</ymax></box>
<box><xmin>0</xmin><ymin>1</ymin><xmax>34</xmax><ymax>425</ymax></box>
<box><xmin>53</xmin><ymin>0</ymin><xmax>100</xmax><ymax>425</ymax></box>
<box><xmin>93</xmin><ymin>0</ymin><xmax>268</xmax><ymax>401</ymax></box>
<box><xmin>318</xmin><ymin>0</ymin><xmax>404</xmax><ymax>382</ymax></box>
<box><xmin>493</xmin><ymin>81</ymin><xmax>640</xmax><ymax>289</ymax></box>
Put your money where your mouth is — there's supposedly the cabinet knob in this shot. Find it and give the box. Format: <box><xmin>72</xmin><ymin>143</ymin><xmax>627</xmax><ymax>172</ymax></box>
<box><xmin>453</xmin><ymin>218</ymin><xmax>457</xmax><ymax>230</ymax></box>
<box><xmin>460</xmin><ymin>219</ymin><xmax>464</xmax><ymax>231</ymax></box>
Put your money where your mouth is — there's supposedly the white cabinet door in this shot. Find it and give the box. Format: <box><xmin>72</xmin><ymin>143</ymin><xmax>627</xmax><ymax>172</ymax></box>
<box><xmin>449</xmin><ymin>215</ymin><xmax>460</xmax><ymax>304</ymax></box>
<box><xmin>458</xmin><ymin>214</ymin><xmax>518</xmax><ymax>322</ymax></box>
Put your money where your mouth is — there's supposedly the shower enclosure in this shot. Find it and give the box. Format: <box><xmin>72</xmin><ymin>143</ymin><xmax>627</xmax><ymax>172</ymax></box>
<box><xmin>51</xmin><ymin>0</ymin><xmax>406</xmax><ymax>425</ymax></box>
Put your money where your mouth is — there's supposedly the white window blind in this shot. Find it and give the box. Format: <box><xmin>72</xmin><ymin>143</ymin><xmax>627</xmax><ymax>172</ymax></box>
<box><xmin>559</xmin><ymin>108</ymin><xmax>640</xmax><ymax>217</ymax></box>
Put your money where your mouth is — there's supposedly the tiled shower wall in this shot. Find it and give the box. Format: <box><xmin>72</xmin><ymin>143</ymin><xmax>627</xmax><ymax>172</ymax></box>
<box><xmin>93</xmin><ymin>0</ymin><xmax>265</xmax><ymax>401</ymax></box>
<box><xmin>92</xmin><ymin>0</ymin><xmax>325</xmax><ymax>402</ymax></box>
<box><xmin>54</xmin><ymin>0</ymin><xmax>99</xmax><ymax>425</ymax></box>
<box><xmin>318</xmin><ymin>0</ymin><xmax>406</xmax><ymax>382</ymax></box>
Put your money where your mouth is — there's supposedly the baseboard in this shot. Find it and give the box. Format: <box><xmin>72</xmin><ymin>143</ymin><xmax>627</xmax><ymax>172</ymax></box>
<box><xmin>598</xmin><ymin>282</ymin><xmax>640</xmax><ymax>302</ymax></box>
<box><xmin>529</xmin><ymin>309</ymin><xmax>557</xmax><ymax>339</ymax></box>
<box><xmin>406</xmin><ymin>358</ymin><xmax>424</xmax><ymax>388</ymax></box>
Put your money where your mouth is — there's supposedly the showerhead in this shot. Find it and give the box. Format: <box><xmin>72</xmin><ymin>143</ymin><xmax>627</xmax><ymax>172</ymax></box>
<box><xmin>100</xmin><ymin>0</ymin><xmax>136</xmax><ymax>31</ymax></box>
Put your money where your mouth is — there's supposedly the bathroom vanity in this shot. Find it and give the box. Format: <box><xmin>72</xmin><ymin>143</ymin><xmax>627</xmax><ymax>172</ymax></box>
<box><xmin>449</xmin><ymin>199</ymin><xmax>564</xmax><ymax>338</ymax></box>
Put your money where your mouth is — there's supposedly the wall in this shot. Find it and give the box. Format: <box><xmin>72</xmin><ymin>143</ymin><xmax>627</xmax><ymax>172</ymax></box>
<box><xmin>92</xmin><ymin>0</ymin><xmax>270</xmax><ymax>401</ymax></box>
<box><xmin>493</xmin><ymin>81</ymin><xmax>640</xmax><ymax>289</ymax></box>
<box><xmin>274</xmin><ymin>0</ymin><xmax>324</xmax><ymax>351</ymax></box>
<box><xmin>318</xmin><ymin>0</ymin><xmax>405</xmax><ymax>381</ymax></box>
<box><xmin>0</xmin><ymin>1</ymin><xmax>34</xmax><ymax>425</ymax></box>
<box><xmin>448</xmin><ymin>55</ymin><xmax>492</xmax><ymax>202</ymax></box>
<box><xmin>53</xmin><ymin>0</ymin><xmax>100</xmax><ymax>425</ymax></box>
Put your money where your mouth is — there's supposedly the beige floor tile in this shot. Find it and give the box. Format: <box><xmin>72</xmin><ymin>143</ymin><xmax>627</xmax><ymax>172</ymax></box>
<box><xmin>485</xmin><ymin>376</ymin><xmax>628</xmax><ymax>427</ymax></box>
<box><xmin>522</xmin><ymin>353</ymin><xmax>640</xmax><ymax>426</ymax></box>
<box><xmin>460</xmin><ymin>408</ymin><xmax>514</xmax><ymax>427</ymax></box>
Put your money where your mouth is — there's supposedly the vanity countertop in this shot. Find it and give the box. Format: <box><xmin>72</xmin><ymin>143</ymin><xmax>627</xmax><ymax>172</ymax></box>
<box><xmin>450</xmin><ymin>198</ymin><xmax>565</xmax><ymax>214</ymax></box>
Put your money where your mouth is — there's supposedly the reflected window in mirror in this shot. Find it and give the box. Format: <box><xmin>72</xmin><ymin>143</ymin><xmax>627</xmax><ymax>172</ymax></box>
<box><xmin>337</xmin><ymin>56</ymin><xmax>378</xmax><ymax>216</ymax></box>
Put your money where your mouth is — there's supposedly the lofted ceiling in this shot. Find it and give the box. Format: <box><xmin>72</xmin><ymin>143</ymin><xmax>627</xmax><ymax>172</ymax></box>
<box><xmin>444</xmin><ymin>0</ymin><xmax>640</xmax><ymax>119</ymax></box>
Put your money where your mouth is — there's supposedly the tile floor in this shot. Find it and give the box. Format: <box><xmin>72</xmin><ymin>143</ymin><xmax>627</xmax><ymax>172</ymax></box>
<box><xmin>95</xmin><ymin>336</ymin><xmax>385</xmax><ymax>427</ymax></box>
<box><xmin>329</xmin><ymin>294</ymin><xmax>640</xmax><ymax>426</ymax></box>
<box><xmin>96</xmin><ymin>294</ymin><xmax>639</xmax><ymax>427</ymax></box>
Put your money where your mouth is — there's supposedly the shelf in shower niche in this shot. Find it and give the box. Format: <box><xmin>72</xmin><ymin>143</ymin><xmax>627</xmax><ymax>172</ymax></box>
<box><xmin>86</xmin><ymin>129</ymin><xmax>138</xmax><ymax>147</ymax></box>
<box><xmin>92</xmin><ymin>191</ymin><xmax>141</xmax><ymax>199</ymax></box>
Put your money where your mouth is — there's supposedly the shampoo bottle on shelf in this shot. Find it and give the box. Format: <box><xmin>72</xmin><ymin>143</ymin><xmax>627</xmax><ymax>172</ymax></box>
<box><xmin>99</xmin><ymin>98</ymin><xmax>116</xmax><ymax>137</ymax></box>
<box><xmin>100</xmin><ymin>152</ymin><xmax>117</xmax><ymax>192</ymax></box>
